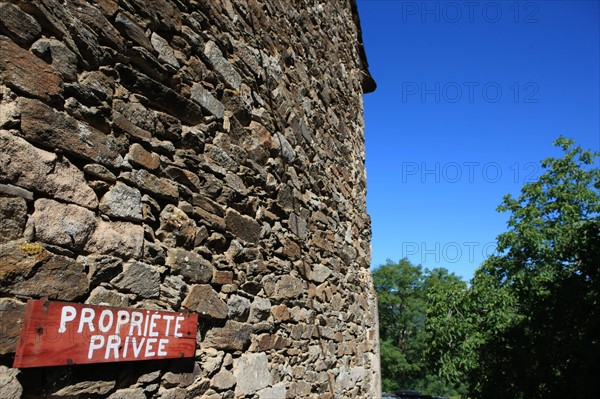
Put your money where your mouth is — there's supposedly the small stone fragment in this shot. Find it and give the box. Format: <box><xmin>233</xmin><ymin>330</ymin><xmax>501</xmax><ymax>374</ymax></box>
<box><xmin>182</xmin><ymin>284</ymin><xmax>228</xmax><ymax>319</ymax></box>
<box><xmin>0</xmin><ymin>197</ymin><xmax>27</xmax><ymax>244</ymax></box>
<box><xmin>99</xmin><ymin>182</ymin><xmax>143</xmax><ymax>221</ymax></box>
<box><xmin>111</xmin><ymin>260</ymin><xmax>160</xmax><ymax>298</ymax></box>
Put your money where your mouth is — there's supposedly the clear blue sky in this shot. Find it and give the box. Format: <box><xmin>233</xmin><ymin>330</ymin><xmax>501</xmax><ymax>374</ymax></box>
<box><xmin>356</xmin><ymin>1</ymin><xmax>600</xmax><ymax>279</ymax></box>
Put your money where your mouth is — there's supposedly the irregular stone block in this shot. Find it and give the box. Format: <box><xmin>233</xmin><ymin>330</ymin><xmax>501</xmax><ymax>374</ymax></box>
<box><xmin>210</xmin><ymin>370</ymin><xmax>236</xmax><ymax>391</ymax></box>
<box><xmin>257</xmin><ymin>382</ymin><xmax>286</xmax><ymax>399</ymax></box>
<box><xmin>121</xmin><ymin>169</ymin><xmax>179</xmax><ymax>201</ymax></box>
<box><xmin>156</xmin><ymin>205</ymin><xmax>196</xmax><ymax>248</ymax></box>
<box><xmin>225</xmin><ymin>208</ymin><xmax>261</xmax><ymax>244</ymax></box>
<box><xmin>108</xmin><ymin>388</ymin><xmax>147</xmax><ymax>399</ymax></box>
<box><xmin>233</xmin><ymin>353</ymin><xmax>270</xmax><ymax>396</ymax></box>
<box><xmin>83</xmin><ymin>163</ymin><xmax>117</xmax><ymax>182</ymax></box>
<box><xmin>86</xmin><ymin>286</ymin><xmax>130</xmax><ymax>307</ymax></box>
<box><xmin>227</xmin><ymin>294</ymin><xmax>250</xmax><ymax>321</ymax></box>
<box><xmin>309</xmin><ymin>264</ymin><xmax>332</xmax><ymax>283</ymax></box>
<box><xmin>0</xmin><ymin>184</ymin><xmax>33</xmax><ymax>201</ymax></box>
<box><xmin>160</xmin><ymin>274</ymin><xmax>186</xmax><ymax>308</ymax></box>
<box><xmin>0</xmin><ymin>197</ymin><xmax>27</xmax><ymax>244</ymax></box>
<box><xmin>19</xmin><ymin>98</ymin><xmax>123</xmax><ymax>168</ymax></box>
<box><xmin>0</xmin><ymin>365</ymin><xmax>22</xmax><ymax>399</ymax></box>
<box><xmin>0</xmin><ymin>245</ymin><xmax>88</xmax><ymax>301</ymax></box>
<box><xmin>80</xmin><ymin>254</ymin><xmax>123</xmax><ymax>285</ymax></box>
<box><xmin>151</xmin><ymin>32</ymin><xmax>180</xmax><ymax>68</ymax></box>
<box><xmin>204</xmin><ymin>41</ymin><xmax>241</xmax><ymax>91</ymax></box>
<box><xmin>99</xmin><ymin>182</ymin><xmax>143</xmax><ymax>221</ymax></box>
<box><xmin>0</xmin><ymin>130</ymin><xmax>98</xmax><ymax>209</ymax></box>
<box><xmin>116</xmin><ymin>64</ymin><xmax>204</xmax><ymax>125</ymax></box>
<box><xmin>191</xmin><ymin>83</ymin><xmax>225</xmax><ymax>119</ymax></box>
<box><xmin>114</xmin><ymin>12</ymin><xmax>153</xmax><ymax>52</ymax></box>
<box><xmin>51</xmin><ymin>380</ymin><xmax>116</xmax><ymax>397</ymax></box>
<box><xmin>0</xmin><ymin>298</ymin><xmax>25</xmax><ymax>354</ymax></box>
<box><xmin>0</xmin><ymin>36</ymin><xmax>62</xmax><ymax>101</ymax></box>
<box><xmin>274</xmin><ymin>275</ymin><xmax>305</xmax><ymax>299</ymax></box>
<box><xmin>84</xmin><ymin>220</ymin><xmax>144</xmax><ymax>259</ymax></box>
<box><xmin>202</xmin><ymin>320</ymin><xmax>252</xmax><ymax>351</ymax></box>
<box><xmin>127</xmin><ymin>143</ymin><xmax>160</xmax><ymax>170</ymax></box>
<box><xmin>30</xmin><ymin>198</ymin><xmax>97</xmax><ymax>250</ymax></box>
<box><xmin>182</xmin><ymin>284</ymin><xmax>228</xmax><ymax>319</ymax></box>
<box><xmin>111</xmin><ymin>260</ymin><xmax>160</xmax><ymax>298</ymax></box>
<box><xmin>0</xmin><ymin>4</ymin><xmax>41</xmax><ymax>46</ymax></box>
<box><xmin>31</xmin><ymin>38</ymin><xmax>78</xmax><ymax>82</ymax></box>
<box><xmin>248</xmin><ymin>297</ymin><xmax>271</xmax><ymax>323</ymax></box>
<box><xmin>166</xmin><ymin>248</ymin><xmax>213</xmax><ymax>283</ymax></box>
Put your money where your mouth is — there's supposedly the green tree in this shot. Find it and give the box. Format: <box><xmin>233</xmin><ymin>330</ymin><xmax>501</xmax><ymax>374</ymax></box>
<box><xmin>374</xmin><ymin>259</ymin><xmax>427</xmax><ymax>392</ymax></box>
<box><xmin>469</xmin><ymin>137</ymin><xmax>600</xmax><ymax>398</ymax></box>
<box><xmin>374</xmin><ymin>259</ymin><xmax>467</xmax><ymax>396</ymax></box>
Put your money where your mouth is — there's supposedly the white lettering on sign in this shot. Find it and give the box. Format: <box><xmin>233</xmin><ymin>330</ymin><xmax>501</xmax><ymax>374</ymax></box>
<box><xmin>58</xmin><ymin>306</ymin><xmax>187</xmax><ymax>360</ymax></box>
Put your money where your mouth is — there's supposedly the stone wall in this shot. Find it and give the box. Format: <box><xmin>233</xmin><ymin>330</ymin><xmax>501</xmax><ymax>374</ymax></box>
<box><xmin>0</xmin><ymin>0</ymin><xmax>379</xmax><ymax>398</ymax></box>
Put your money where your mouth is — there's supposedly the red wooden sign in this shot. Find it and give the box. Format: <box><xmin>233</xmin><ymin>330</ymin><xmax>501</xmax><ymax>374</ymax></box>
<box><xmin>13</xmin><ymin>299</ymin><xmax>198</xmax><ymax>368</ymax></box>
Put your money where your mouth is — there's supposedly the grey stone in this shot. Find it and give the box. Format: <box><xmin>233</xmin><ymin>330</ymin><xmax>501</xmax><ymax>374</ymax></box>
<box><xmin>272</xmin><ymin>132</ymin><xmax>296</xmax><ymax>163</ymax></box>
<box><xmin>111</xmin><ymin>260</ymin><xmax>160</xmax><ymax>298</ymax></box>
<box><xmin>309</xmin><ymin>264</ymin><xmax>332</xmax><ymax>283</ymax></box>
<box><xmin>227</xmin><ymin>294</ymin><xmax>251</xmax><ymax>321</ymax></box>
<box><xmin>160</xmin><ymin>274</ymin><xmax>186</xmax><ymax>308</ymax></box>
<box><xmin>100</xmin><ymin>182</ymin><xmax>143</xmax><ymax>221</ymax></box>
<box><xmin>275</xmin><ymin>275</ymin><xmax>305</xmax><ymax>299</ymax></box>
<box><xmin>233</xmin><ymin>353</ymin><xmax>270</xmax><ymax>396</ymax></box>
<box><xmin>211</xmin><ymin>370</ymin><xmax>236</xmax><ymax>391</ymax></box>
<box><xmin>249</xmin><ymin>297</ymin><xmax>272</xmax><ymax>323</ymax></box>
<box><xmin>166</xmin><ymin>248</ymin><xmax>213</xmax><ymax>283</ymax></box>
<box><xmin>258</xmin><ymin>382</ymin><xmax>286</xmax><ymax>399</ymax></box>
<box><xmin>114</xmin><ymin>12</ymin><xmax>153</xmax><ymax>52</ymax></box>
<box><xmin>191</xmin><ymin>83</ymin><xmax>225</xmax><ymax>118</ymax></box>
<box><xmin>84</xmin><ymin>220</ymin><xmax>144</xmax><ymax>259</ymax></box>
<box><xmin>0</xmin><ymin>196</ymin><xmax>27</xmax><ymax>244</ymax></box>
<box><xmin>120</xmin><ymin>169</ymin><xmax>179</xmax><ymax>201</ymax></box>
<box><xmin>0</xmin><ymin>4</ymin><xmax>41</xmax><ymax>46</ymax></box>
<box><xmin>31</xmin><ymin>38</ymin><xmax>78</xmax><ymax>82</ymax></box>
<box><xmin>0</xmin><ymin>183</ymin><xmax>33</xmax><ymax>201</ymax></box>
<box><xmin>51</xmin><ymin>380</ymin><xmax>116</xmax><ymax>396</ymax></box>
<box><xmin>156</xmin><ymin>205</ymin><xmax>196</xmax><ymax>248</ymax></box>
<box><xmin>30</xmin><ymin>198</ymin><xmax>97</xmax><ymax>250</ymax></box>
<box><xmin>204</xmin><ymin>41</ymin><xmax>241</xmax><ymax>91</ymax></box>
<box><xmin>86</xmin><ymin>286</ymin><xmax>130</xmax><ymax>307</ymax></box>
<box><xmin>225</xmin><ymin>208</ymin><xmax>261</xmax><ymax>244</ymax></box>
<box><xmin>108</xmin><ymin>388</ymin><xmax>147</xmax><ymax>399</ymax></box>
<box><xmin>18</xmin><ymin>98</ymin><xmax>123</xmax><ymax>168</ymax></box>
<box><xmin>289</xmin><ymin>212</ymin><xmax>308</xmax><ymax>240</ymax></box>
<box><xmin>151</xmin><ymin>32</ymin><xmax>180</xmax><ymax>68</ymax></box>
<box><xmin>0</xmin><ymin>365</ymin><xmax>22</xmax><ymax>399</ymax></box>
<box><xmin>182</xmin><ymin>284</ymin><xmax>228</xmax><ymax>319</ymax></box>
<box><xmin>83</xmin><ymin>163</ymin><xmax>117</xmax><ymax>182</ymax></box>
<box><xmin>0</xmin><ymin>130</ymin><xmax>98</xmax><ymax>209</ymax></box>
<box><xmin>202</xmin><ymin>320</ymin><xmax>253</xmax><ymax>351</ymax></box>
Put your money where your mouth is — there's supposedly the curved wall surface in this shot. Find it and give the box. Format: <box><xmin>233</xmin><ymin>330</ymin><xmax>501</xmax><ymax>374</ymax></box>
<box><xmin>0</xmin><ymin>0</ymin><xmax>379</xmax><ymax>397</ymax></box>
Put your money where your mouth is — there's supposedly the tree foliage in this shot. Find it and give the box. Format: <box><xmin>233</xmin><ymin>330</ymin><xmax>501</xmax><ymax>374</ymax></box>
<box><xmin>377</xmin><ymin>138</ymin><xmax>600</xmax><ymax>398</ymax></box>
<box><xmin>373</xmin><ymin>259</ymin><xmax>466</xmax><ymax>396</ymax></box>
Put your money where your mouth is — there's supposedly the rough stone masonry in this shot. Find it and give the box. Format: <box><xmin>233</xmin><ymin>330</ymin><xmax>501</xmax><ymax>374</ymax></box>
<box><xmin>0</xmin><ymin>0</ymin><xmax>379</xmax><ymax>398</ymax></box>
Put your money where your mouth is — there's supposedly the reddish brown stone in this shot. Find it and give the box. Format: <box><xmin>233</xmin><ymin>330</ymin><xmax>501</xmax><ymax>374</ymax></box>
<box><xmin>212</xmin><ymin>270</ymin><xmax>233</xmax><ymax>285</ymax></box>
<box><xmin>19</xmin><ymin>98</ymin><xmax>123</xmax><ymax>168</ymax></box>
<box><xmin>0</xmin><ymin>298</ymin><xmax>25</xmax><ymax>354</ymax></box>
<box><xmin>202</xmin><ymin>320</ymin><xmax>252</xmax><ymax>351</ymax></box>
<box><xmin>182</xmin><ymin>284</ymin><xmax>228</xmax><ymax>319</ymax></box>
<box><xmin>225</xmin><ymin>208</ymin><xmax>261</xmax><ymax>244</ymax></box>
<box><xmin>127</xmin><ymin>143</ymin><xmax>160</xmax><ymax>170</ymax></box>
<box><xmin>0</xmin><ymin>36</ymin><xmax>62</xmax><ymax>101</ymax></box>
